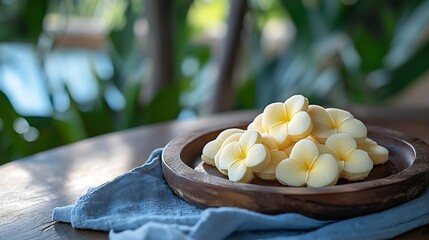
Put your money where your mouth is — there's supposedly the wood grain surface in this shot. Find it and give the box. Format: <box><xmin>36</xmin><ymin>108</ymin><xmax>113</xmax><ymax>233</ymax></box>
<box><xmin>1</xmin><ymin>107</ymin><xmax>429</xmax><ymax>239</ymax></box>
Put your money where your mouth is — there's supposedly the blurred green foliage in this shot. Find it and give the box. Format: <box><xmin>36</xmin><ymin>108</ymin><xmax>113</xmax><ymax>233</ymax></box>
<box><xmin>1</xmin><ymin>0</ymin><xmax>429</xmax><ymax>164</ymax></box>
<box><xmin>252</xmin><ymin>0</ymin><xmax>429</xmax><ymax>106</ymax></box>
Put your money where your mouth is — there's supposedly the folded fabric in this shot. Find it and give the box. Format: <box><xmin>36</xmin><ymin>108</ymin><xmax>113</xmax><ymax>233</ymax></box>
<box><xmin>53</xmin><ymin>148</ymin><xmax>429</xmax><ymax>240</ymax></box>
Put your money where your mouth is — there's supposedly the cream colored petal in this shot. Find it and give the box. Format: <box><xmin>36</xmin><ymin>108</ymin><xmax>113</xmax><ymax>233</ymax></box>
<box><xmin>283</xmin><ymin>142</ymin><xmax>295</xmax><ymax>156</ymax></box>
<box><xmin>228</xmin><ymin>161</ymin><xmax>253</xmax><ymax>183</ymax></box>
<box><xmin>214</xmin><ymin>149</ymin><xmax>222</xmax><ymax>169</ymax></box>
<box><xmin>325</xmin><ymin>133</ymin><xmax>357</xmax><ymax>160</ymax></box>
<box><xmin>308</xmin><ymin>105</ymin><xmax>333</xmax><ymax>125</ymax></box>
<box><xmin>357</xmin><ymin>138</ymin><xmax>375</xmax><ymax>150</ymax></box>
<box><xmin>201</xmin><ymin>139</ymin><xmax>222</xmax><ymax>165</ymax></box>
<box><xmin>287</xmin><ymin>111</ymin><xmax>313</xmax><ymax>141</ymax></box>
<box><xmin>241</xmin><ymin>168</ymin><xmax>255</xmax><ymax>183</ymax></box>
<box><xmin>337</xmin><ymin>118</ymin><xmax>367</xmax><ymax>143</ymax></box>
<box><xmin>248</xmin><ymin>114</ymin><xmax>268</xmax><ymax>133</ymax></box>
<box><xmin>343</xmin><ymin>149</ymin><xmax>373</xmax><ymax>174</ymax></box>
<box><xmin>244</xmin><ymin>144</ymin><xmax>271</xmax><ymax>172</ymax></box>
<box><xmin>268</xmin><ymin>123</ymin><xmax>289</xmax><ymax>148</ymax></box>
<box><xmin>311</xmin><ymin>122</ymin><xmax>337</xmax><ymax>143</ymax></box>
<box><xmin>272</xmin><ymin>150</ymin><xmax>287</xmax><ymax>162</ymax></box>
<box><xmin>317</xmin><ymin>143</ymin><xmax>336</xmax><ymax>156</ymax></box>
<box><xmin>289</xmin><ymin>139</ymin><xmax>319</xmax><ymax>167</ymax></box>
<box><xmin>214</xmin><ymin>152</ymin><xmax>228</xmax><ymax>175</ymax></box>
<box><xmin>337</xmin><ymin>160</ymin><xmax>345</xmax><ymax>174</ymax></box>
<box><xmin>307</xmin><ymin>154</ymin><xmax>339</xmax><ymax>187</ymax></box>
<box><xmin>262</xmin><ymin>102</ymin><xmax>287</xmax><ymax>128</ymax></box>
<box><xmin>239</xmin><ymin>130</ymin><xmax>261</xmax><ymax>152</ymax></box>
<box><xmin>258</xmin><ymin>150</ymin><xmax>287</xmax><ymax>180</ymax></box>
<box><xmin>261</xmin><ymin>133</ymin><xmax>279</xmax><ymax>151</ymax></box>
<box><xmin>220</xmin><ymin>132</ymin><xmax>243</xmax><ymax>149</ymax></box>
<box><xmin>341</xmin><ymin>171</ymin><xmax>370</xmax><ymax>181</ymax></box>
<box><xmin>218</xmin><ymin>142</ymin><xmax>243</xmax><ymax>172</ymax></box>
<box><xmin>214</xmin><ymin>132</ymin><xmax>243</xmax><ymax>169</ymax></box>
<box><xmin>317</xmin><ymin>143</ymin><xmax>343</xmax><ymax>173</ymax></box>
<box><xmin>308</xmin><ymin>105</ymin><xmax>336</xmax><ymax>143</ymax></box>
<box><xmin>358</xmin><ymin>138</ymin><xmax>389</xmax><ymax>165</ymax></box>
<box><xmin>275</xmin><ymin>158</ymin><xmax>308</xmax><ymax>187</ymax></box>
<box><xmin>367</xmin><ymin>138</ymin><xmax>377</xmax><ymax>144</ymax></box>
<box><xmin>326</xmin><ymin>108</ymin><xmax>353</xmax><ymax>125</ymax></box>
<box><xmin>201</xmin><ymin>155</ymin><xmax>215</xmax><ymax>166</ymax></box>
<box><xmin>284</xmin><ymin>95</ymin><xmax>309</xmax><ymax>117</ymax></box>
<box><xmin>278</xmin><ymin>138</ymin><xmax>292</xmax><ymax>150</ymax></box>
<box><xmin>217</xmin><ymin>128</ymin><xmax>244</xmax><ymax>141</ymax></box>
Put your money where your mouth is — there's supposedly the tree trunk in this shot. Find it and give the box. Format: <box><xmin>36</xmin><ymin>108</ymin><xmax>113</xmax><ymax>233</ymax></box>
<box><xmin>208</xmin><ymin>0</ymin><xmax>247</xmax><ymax>113</ymax></box>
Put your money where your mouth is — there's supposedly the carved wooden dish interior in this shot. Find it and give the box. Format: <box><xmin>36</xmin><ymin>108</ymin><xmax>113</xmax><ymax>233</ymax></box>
<box><xmin>162</xmin><ymin>125</ymin><xmax>429</xmax><ymax>220</ymax></box>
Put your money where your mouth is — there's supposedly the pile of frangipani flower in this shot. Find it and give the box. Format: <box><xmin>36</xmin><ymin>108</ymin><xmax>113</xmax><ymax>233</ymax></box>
<box><xmin>201</xmin><ymin>95</ymin><xmax>389</xmax><ymax>187</ymax></box>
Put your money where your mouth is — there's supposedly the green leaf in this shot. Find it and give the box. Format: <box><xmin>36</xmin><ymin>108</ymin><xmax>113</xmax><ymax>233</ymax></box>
<box><xmin>236</xmin><ymin>77</ymin><xmax>255</xmax><ymax>109</ymax></box>
<box><xmin>142</xmin><ymin>83</ymin><xmax>181</xmax><ymax>124</ymax></box>
<box><xmin>22</xmin><ymin>0</ymin><xmax>47</xmax><ymax>42</ymax></box>
<box><xmin>383</xmin><ymin>41</ymin><xmax>429</xmax><ymax>98</ymax></box>
<box><xmin>280</xmin><ymin>0</ymin><xmax>311</xmax><ymax>41</ymax></box>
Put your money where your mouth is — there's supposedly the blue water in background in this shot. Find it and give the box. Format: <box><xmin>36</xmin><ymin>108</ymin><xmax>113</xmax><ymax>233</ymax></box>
<box><xmin>0</xmin><ymin>43</ymin><xmax>118</xmax><ymax>117</ymax></box>
<box><xmin>0</xmin><ymin>43</ymin><xmax>53</xmax><ymax>116</ymax></box>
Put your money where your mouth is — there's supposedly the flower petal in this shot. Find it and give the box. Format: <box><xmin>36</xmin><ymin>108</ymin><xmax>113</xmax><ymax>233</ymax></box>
<box><xmin>283</xmin><ymin>142</ymin><xmax>295</xmax><ymax>156</ymax></box>
<box><xmin>220</xmin><ymin>132</ymin><xmax>243</xmax><ymax>149</ymax></box>
<box><xmin>203</xmin><ymin>129</ymin><xmax>244</xmax><ymax>166</ymax></box>
<box><xmin>214</xmin><ymin>132</ymin><xmax>243</xmax><ymax>170</ymax></box>
<box><xmin>258</xmin><ymin>150</ymin><xmax>287</xmax><ymax>180</ymax></box>
<box><xmin>307</xmin><ymin>154</ymin><xmax>339</xmax><ymax>187</ymax></box>
<box><xmin>268</xmin><ymin>123</ymin><xmax>290</xmax><ymax>148</ymax></box>
<box><xmin>287</xmin><ymin>111</ymin><xmax>313</xmax><ymax>141</ymax></box>
<box><xmin>239</xmin><ymin>130</ymin><xmax>261</xmax><ymax>152</ymax></box>
<box><xmin>343</xmin><ymin>149</ymin><xmax>373</xmax><ymax>174</ymax></box>
<box><xmin>337</xmin><ymin>118</ymin><xmax>367</xmax><ymax>143</ymax></box>
<box><xmin>311</xmin><ymin>122</ymin><xmax>337</xmax><ymax>143</ymax></box>
<box><xmin>248</xmin><ymin>114</ymin><xmax>268</xmax><ymax>133</ymax></box>
<box><xmin>218</xmin><ymin>142</ymin><xmax>243</xmax><ymax>172</ymax></box>
<box><xmin>316</xmin><ymin>143</ymin><xmax>343</xmax><ymax>173</ymax></box>
<box><xmin>276</xmin><ymin>158</ymin><xmax>308</xmax><ymax>187</ymax></box>
<box><xmin>244</xmin><ymin>144</ymin><xmax>270</xmax><ymax>172</ymax></box>
<box><xmin>215</xmin><ymin>157</ymin><xmax>228</xmax><ymax>175</ymax></box>
<box><xmin>325</xmin><ymin>133</ymin><xmax>357</xmax><ymax>159</ymax></box>
<box><xmin>317</xmin><ymin>143</ymin><xmax>336</xmax><ymax>156</ymax></box>
<box><xmin>262</xmin><ymin>102</ymin><xmax>287</xmax><ymax>129</ymax></box>
<box><xmin>285</xmin><ymin>95</ymin><xmax>308</xmax><ymax>117</ymax></box>
<box><xmin>290</xmin><ymin>139</ymin><xmax>319</xmax><ymax>167</ymax></box>
<box><xmin>358</xmin><ymin>138</ymin><xmax>389</xmax><ymax>165</ymax></box>
<box><xmin>308</xmin><ymin>105</ymin><xmax>336</xmax><ymax>143</ymax></box>
<box><xmin>326</xmin><ymin>108</ymin><xmax>353</xmax><ymax>125</ymax></box>
<box><xmin>201</xmin><ymin>139</ymin><xmax>222</xmax><ymax>165</ymax></box>
<box><xmin>228</xmin><ymin>161</ymin><xmax>253</xmax><ymax>182</ymax></box>
<box><xmin>308</xmin><ymin>105</ymin><xmax>333</xmax><ymax>124</ymax></box>
<box><xmin>247</xmin><ymin>122</ymin><xmax>255</xmax><ymax>131</ymax></box>
<box><xmin>217</xmin><ymin>128</ymin><xmax>244</xmax><ymax>141</ymax></box>
<box><xmin>261</xmin><ymin>133</ymin><xmax>279</xmax><ymax>151</ymax></box>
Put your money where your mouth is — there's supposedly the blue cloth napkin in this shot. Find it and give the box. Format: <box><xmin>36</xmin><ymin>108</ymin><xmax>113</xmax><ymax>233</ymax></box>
<box><xmin>53</xmin><ymin>148</ymin><xmax>429</xmax><ymax>240</ymax></box>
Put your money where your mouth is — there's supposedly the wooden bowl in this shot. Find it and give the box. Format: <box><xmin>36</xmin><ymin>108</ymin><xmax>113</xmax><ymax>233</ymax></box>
<box><xmin>162</xmin><ymin>125</ymin><xmax>429</xmax><ymax>220</ymax></box>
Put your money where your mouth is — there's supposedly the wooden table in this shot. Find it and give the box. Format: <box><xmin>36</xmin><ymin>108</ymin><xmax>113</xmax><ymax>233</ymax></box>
<box><xmin>1</xmin><ymin>108</ymin><xmax>429</xmax><ymax>239</ymax></box>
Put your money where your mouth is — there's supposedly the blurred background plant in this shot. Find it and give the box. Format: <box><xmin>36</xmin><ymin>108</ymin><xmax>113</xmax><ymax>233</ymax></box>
<box><xmin>1</xmin><ymin>0</ymin><xmax>429</xmax><ymax>164</ymax></box>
